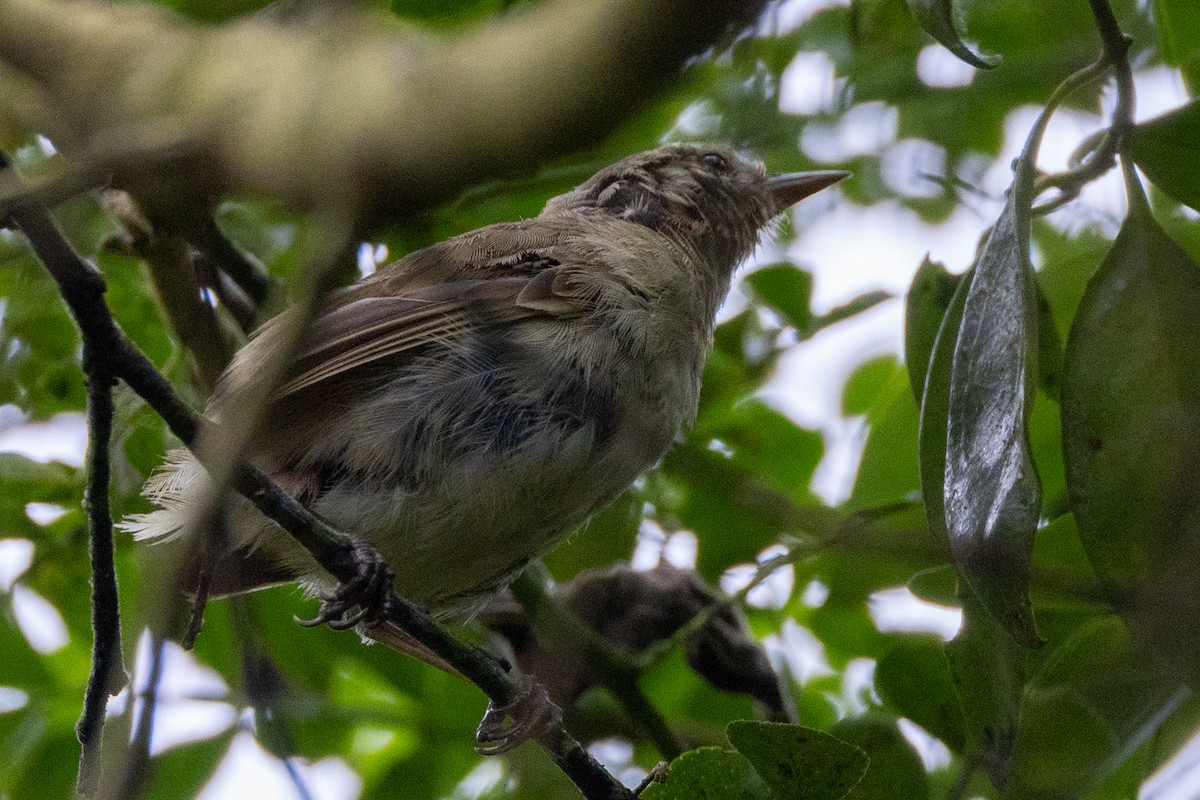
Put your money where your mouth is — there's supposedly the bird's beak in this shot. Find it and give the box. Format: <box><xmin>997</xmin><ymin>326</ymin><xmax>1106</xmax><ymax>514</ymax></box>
<box><xmin>767</xmin><ymin>170</ymin><xmax>850</xmax><ymax>215</ymax></box>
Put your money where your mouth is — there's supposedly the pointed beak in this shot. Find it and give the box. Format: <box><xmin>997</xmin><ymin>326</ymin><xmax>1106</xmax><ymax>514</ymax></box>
<box><xmin>767</xmin><ymin>170</ymin><xmax>850</xmax><ymax>215</ymax></box>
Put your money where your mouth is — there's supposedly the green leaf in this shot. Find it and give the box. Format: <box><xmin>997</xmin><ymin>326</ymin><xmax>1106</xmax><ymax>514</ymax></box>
<box><xmin>1009</xmin><ymin>617</ymin><xmax>1188</xmax><ymax>797</ymax></box>
<box><xmin>810</xmin><ymin>290</ymin><xmax>892</xmax><ymax>334</ymax></box>
<box><xmin>917</xmin><ymin>266</ymin><xmax>969</xmax><ymax>546</ymax></box>
<box><xmin>944</xmin><ymin>589</ymin><xmax>1026</xmax><ymax>790</ymax></box>
<box><xmin>1033</xmin><ymin>278</ymin><xmax>1063</xmax><ymax>401</ymax></box>
<box><xmin>1127</xmin><ymin>100</ymin><xmax>1200</xmax><ymax>212</ymax></box>
<box><xmin>830</xmin><ymin>717</ymin><xmax>929</xmax><ymax>800</ymax></box>
<box><xmin>905</xmin><ymin>0</ymin><xmax>999</xmax><ymax>69</ymax></box>
<box><xmin>904</xmin><ymin>257</ymin><xmax>962</xmax><ymax>406</ymax></box>
<box><xmin>727</xmin><ymin>721</ymin><xmax>869</xmax><ymax>800</ymax></box>
<box><xmin>1152</xmin><ymin>0</ymin><xmax>1200</xmax><ymax>92</ymax></box>
<box><xmin>640</xmin><ymin>746</ymin><xmax>770</xmax><ymax>800</ymax></box>
<box><xmin>847</xmin><ymin>361</ymin><xmax>921</xmax><ymax>509</ymax></box>
<box><xmin>1061</xmin><ymin>193</ymin><xmax>1200</xmax><ymax>685</ymax></box>
<box><xmin>746</xmin><ymin>264</ymin><xmax>813</xmax><ymax>331</ymax></box>
<box><xmin>876</xmin><ymin>638</ymin><xmax>965</xmax><ymax>751</ymax></box>
<box><xmin>944</xmin><ymin>190</ymin><xmax>1042</xmax><ymax>649</ymax></box>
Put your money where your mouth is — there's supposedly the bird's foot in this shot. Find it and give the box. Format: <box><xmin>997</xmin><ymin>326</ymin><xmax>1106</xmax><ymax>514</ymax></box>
<box><xmin>297</xmin><ymin>540</ymin><xmax>395</xmax><ymax>630</ymax></box>
<box><xmin>475</xmin><ymin>675</ymin><xmax>562</xmax><ymax>755</ymax></box>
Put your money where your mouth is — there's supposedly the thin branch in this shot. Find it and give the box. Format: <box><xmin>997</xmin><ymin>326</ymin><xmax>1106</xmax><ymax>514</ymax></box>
<box><xmin>142</xmin><ymin>231</ymin><xmax>238</xmax><ymax>391</ymax></box>
<box><xmin>74</xmin><ymin>351</ymin><xmax>124</xmax><ymax>798</ymax></box>
<box><xmin>1030</xmin><ymin>0</ymin><xmax>1135</xmax><ymax>215</ymax></box>
<box><xmin>188</xmin><ymin>214</ymin><xmax>275</xmax><ymax>308</ymax></box>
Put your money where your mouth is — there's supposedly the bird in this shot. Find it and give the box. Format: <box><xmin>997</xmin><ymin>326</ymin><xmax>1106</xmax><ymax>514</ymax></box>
<box><xmin>123</xmin><ymin>143</ymin><xmax>847</xmax><ymax>630</ymax></box>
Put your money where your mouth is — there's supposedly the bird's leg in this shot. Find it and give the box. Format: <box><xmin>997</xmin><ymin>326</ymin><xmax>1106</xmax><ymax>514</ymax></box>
<box><xmin>475</xmin><ymin>674</ymin><xmax>563</xmax><ymax>755</ymax></box>
<box><xmin>297</xmin><ymin>539</ymin><xmax>395</xmax><ymax>630</ymax></box>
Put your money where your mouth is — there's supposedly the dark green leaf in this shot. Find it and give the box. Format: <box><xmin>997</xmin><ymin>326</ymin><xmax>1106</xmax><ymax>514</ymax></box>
<box><xmin>1009</xmin><ymin>617</ymin><xmax>1188</xmax><ymax>797</ymax></box>
<box><xmin>906</xmin><ymin>565</ymin><xmax>956</xmax><ymax>606</ymax></box>
<box><xmin>1061</xmin><ymin>193</ymin><xmax>1200</xmax><ymax>685</ymax></box>
<box><xmin>944</xmin><ymin>192</ymin><xmax>1042</xmax><ymax>648</ymax></box>
<box><xmin>876</xmin><ymin>637</ymin><xmax>965</xmax><ymax>751</ymax></box>
<box><xmin>944</xmin><ymin>589</ymin><xmax>1026</xmax><ymax>790</ymax></box>
<box><xmin>904</xmin><ymin>257</ymin><xmax>962</xmax><ymax>406</ymax></box>
<box><xmin>1128</xmin><ymin>100</ymin><xmax>1200</xmax><ymax>212</ymax></box>
<box><xmin>830</xmin><ymin>717</ymin><xmax>928</xmax><ymax>800</ymax></box>
<box><xmin>905</xmin><ymin>0</ymin><xmax>999</xmax><ymax>69</ymax></box>
<box><xmin>1151</xmin><ymin>0</ymin><xmax>1200</xmax><ymax>92</ymax></box>
<box><xmin>727</xmin><ymin>721</ymin><xmax>869</xmax><ymax>800</ymax></box>
<box><xmin>641</xmin><ymin>746</ymin><xmax>769</xmax><ymax>800</ymax></box>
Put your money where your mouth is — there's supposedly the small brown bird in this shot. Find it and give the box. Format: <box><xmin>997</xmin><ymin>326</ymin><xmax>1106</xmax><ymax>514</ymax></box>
<box><xmin>124</xmin><ymin>144</ymin><xmax>846</xmax><ymax>623</ymax></box>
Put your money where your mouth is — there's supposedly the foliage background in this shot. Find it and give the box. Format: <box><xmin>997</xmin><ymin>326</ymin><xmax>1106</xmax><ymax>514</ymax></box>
<box><xmin>1</xmin><ymin>0</ymin><xmax>1198</xmax><ymax>798</ymax></box>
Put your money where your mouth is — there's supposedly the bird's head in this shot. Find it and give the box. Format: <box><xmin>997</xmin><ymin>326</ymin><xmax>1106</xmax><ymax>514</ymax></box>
<box><xmin>543</xmin><ymin>143</ymin><xmax>848</xmax><ymax>270</ymax></box>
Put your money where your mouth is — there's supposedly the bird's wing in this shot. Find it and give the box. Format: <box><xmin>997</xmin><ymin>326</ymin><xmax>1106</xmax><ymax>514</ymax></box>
<box><xmin>223</xmin><ymin>220</ymin><xmax>599</xmax><ymax>405</ymax></box>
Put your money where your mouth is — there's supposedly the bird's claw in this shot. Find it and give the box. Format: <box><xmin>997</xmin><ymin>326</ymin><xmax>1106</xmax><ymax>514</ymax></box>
<box><xmin>475</xmin><ymin>675</ymin><xmax>561</xmax><ymax>755</ymax></box>
<box><xmin>296</xmin><ymin>541</ymin><xmax>394</xmax><ymax>630</ymax></box>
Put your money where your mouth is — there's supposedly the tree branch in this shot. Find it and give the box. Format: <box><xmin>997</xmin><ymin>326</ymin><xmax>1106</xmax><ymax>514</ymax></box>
<box><xmin>0</xmin><ymin>0</ymin><xmax>767</xmax><ymax>230</ymax></box>
<box><xmin>74</xmin><ymin>344</ymin><xmax>124</xmax><ymax>797</ymax></box>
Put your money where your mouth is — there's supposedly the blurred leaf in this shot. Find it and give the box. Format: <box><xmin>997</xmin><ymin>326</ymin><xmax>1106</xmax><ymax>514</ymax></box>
<box><xmin>1035</xmin><ymin>238</ymin><xmax>1110</xmax><ymax>342</ymax></box>
<box><xmin>904</xmin><ymin>257</ymin><xmax>962</xmax><ymax>405</ymax></box>
<box><xmin>944</xmin><ymin>589</ymin><xmax>1026</xmax><ymax>790</ymax></box>
<box><xmin>906</xmin><ymin>565</ymin><xmax>956</xmax><ymax>606</ymax></box>
<box><xmin>1009</xmin><ymin>617</ymin><xmax>1189</xmax><ymax>797</ymax></box>
<box><xmin>746</xmin><ymin>263</ymin><xmax>814</xmax><ymax>331</ymax></box>
<box><xmin>1061</xmin><ymin>191</ymin><xmax>1200</xmax><ymax>686</ymax></box>
<box><xmin>137</xmin><ymin>732</ymin><xmax>235</xmax><ymax>800</ymax></box>
<box><xmin>641</xmin><ymin>746</ymin><xmax>769</xmax><ymax>800</ymax></box>
<box><xmin>1128</xmin><ymin>100</ymin><xmax>1200</xmax><ymax>212</ymax></box>
<box><xmin>728</xmin><ymin>721</ymin><xmax>869</xmax><ymax>800</ymax></box>
<box><xmin>847</xmin><ymin>361</ymin><xmax>922</xmax><ymax>509</ymax></box>
<box><xmin>944</xmin><ymin>191</ymin><xmax>1042</xmax><ymax>649</ymax></box>
<box><xmin>1033</xmin><ymin>279</ymin><xmax>1063</xmax><ymax>401</ymax></box>
<box><xmin>843</xmin><ymin>357</ymin><xmax>900</xmax><ymax>417</ymax></box>
<box><xmin>830</xmin><ymin>717</ymin><xmax>928</xmax><ymax>800</ymax></box>
<box><xmin>905</xmin><ymin>0</ymin><xmax>999</xmax><ymax>68</ymax></box>
<box><xmin>1151</xmin><ymin>0</ymin><xmax>1200</xmax><ymax>92</ymax></box>
<box><xmin>876</xmin><ymin>637</ymin><xmax>965</xmax><ymax>751</ymax></box>
<box><xmin>810</xmin><ymin>291</ymin><xmax>892</xmax><ymax>334</ymax></box>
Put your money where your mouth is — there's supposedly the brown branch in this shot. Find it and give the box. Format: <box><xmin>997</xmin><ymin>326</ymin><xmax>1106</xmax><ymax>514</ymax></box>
<box><xmin>0</xmin><ymin>0</ymin><xmax>767</xmax><ymax>230</ymax></box>
<box><xmin>74</xmin><ymin>345</ymin><xmax>124</xmax><ymax>797</ymax></box>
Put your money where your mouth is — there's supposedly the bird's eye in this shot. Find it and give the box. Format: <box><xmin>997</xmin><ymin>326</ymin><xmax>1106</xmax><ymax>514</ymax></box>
<box><xmin>700</xmin><ymin>152</ymin><xmax>729</xmax><ymax>171</ymax></box>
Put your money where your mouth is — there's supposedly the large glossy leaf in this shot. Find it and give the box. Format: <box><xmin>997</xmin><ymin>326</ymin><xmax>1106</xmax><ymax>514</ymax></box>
<box><xmin>944</xmin><ymin>192</ymin><xmax>1042</xmax><ymax>649</ymax></box>
<box><xmin>1061</xmin><ymin>187</ymin><xmax>1200</xmax><ymax>686</ymax></box>
<box><xmin>1127</xmin><ymin>100</ymin><xmax>1200</xmax><ymax>213</ymax></box>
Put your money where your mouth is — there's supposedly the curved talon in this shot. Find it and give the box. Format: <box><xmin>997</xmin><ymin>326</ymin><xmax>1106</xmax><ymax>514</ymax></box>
<box><xmin>295</xmin><ymin>540</ymin><xmax>395</xmax><ymax>629</ymax></box>
<box><xmin>475</xmin><ymin>675</ymin><xmax>562</xmax><ymax>755</ymax></box>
